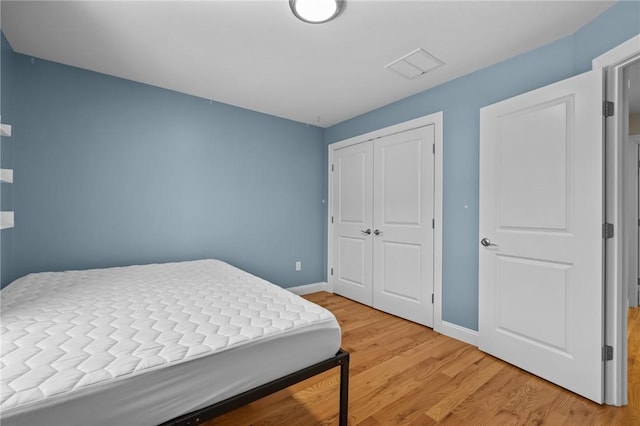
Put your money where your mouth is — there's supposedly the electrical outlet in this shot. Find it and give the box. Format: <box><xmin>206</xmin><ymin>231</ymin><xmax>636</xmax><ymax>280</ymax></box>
<box><xmin>295</xmin><ymin>261</ymin><xmax>302</xmax><ymax>271</ymax></box>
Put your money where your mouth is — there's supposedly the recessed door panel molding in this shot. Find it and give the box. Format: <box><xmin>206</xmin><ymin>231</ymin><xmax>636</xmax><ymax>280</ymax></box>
<box><xmin>338</xmin><ymin>149</ymin><xmax>369</xmax><ymax>224</ymax></box>
<box><xmin>380</xmin><ymin>241</ymin><xmax>422</xmax><ymax>302</ymax></box>
<box><xmin>479</xmin><ymin>69</ymin><xmax>603</xmax><ymax>403</ymax></box>
<box><xmin>338</xmin><ymin>237</ymin><xmax>367</xmax><ymax>287</ymax></box>
<box><xmin>497</xmin><ymin>98</ymin><xmax>574</xmax><ymax>233</ymax></box>
<box><xmin>496</xmin><ymin>255</ymin><xmax>572</xmax><ymax>353</ymax></box>
<box><xmin>380</xmin><ymin>137</ymin><xmax>422</xmax><ymax>226</ymax></box>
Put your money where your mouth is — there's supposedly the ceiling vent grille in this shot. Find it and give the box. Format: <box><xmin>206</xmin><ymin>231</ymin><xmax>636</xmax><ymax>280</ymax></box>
<box><xmin>385</xmin><ymin>48</ymin><xmax>444</xmax><ymax>80</ymax></box>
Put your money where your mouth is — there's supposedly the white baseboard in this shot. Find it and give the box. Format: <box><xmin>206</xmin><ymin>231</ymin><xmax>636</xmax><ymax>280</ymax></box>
<box><xmin>289</xmin><ymin>283</ymin><xmax>478</xmax><ymax>347</ymax></box>
<box><xmin>287</xmin><ymin>282</ymin><xmax>329</xmax><ymax>295</ymax></box>
<box><xmin>435</xmin><ymin>320</ymin><xmax>478</xmax><ymax>347</ymax></box>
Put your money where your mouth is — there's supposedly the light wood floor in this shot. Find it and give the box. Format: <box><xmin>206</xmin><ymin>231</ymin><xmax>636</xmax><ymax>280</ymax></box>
<box><xmin>207</xmin><ymin>292</ymin><xmax>640</xmax><ymax>425</ymax></box>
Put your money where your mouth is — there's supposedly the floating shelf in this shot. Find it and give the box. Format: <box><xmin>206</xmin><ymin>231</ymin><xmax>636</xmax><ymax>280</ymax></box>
<box><xmin>1</xmin><ymin>211</ymin><xmax>14</xmax><ymax>230</ymax></box>
<box><xmin>1</xmin><ymin>122</ymin><xmax>14</xmax><ymax>229</ymax></box>
<box><xmin>0</xmin><ymin>169</ymin><xmax>13</xmax><ymax>183</ymax></box>
<box><xmin>0</xmin><ymin>124</ymin><xmax>12</xmax><ymax>137</ymax></box>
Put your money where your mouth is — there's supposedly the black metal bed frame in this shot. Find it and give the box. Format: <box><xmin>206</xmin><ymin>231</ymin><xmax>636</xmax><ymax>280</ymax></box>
<box><xmin>159</xmin><ymin>349</ymin><xmax>350</xmax><ymax>426</ymax></box>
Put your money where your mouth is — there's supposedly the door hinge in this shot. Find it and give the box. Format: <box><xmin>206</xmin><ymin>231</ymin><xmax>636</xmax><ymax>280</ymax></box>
<box><xmin>331</xmin><ymin>216</ymin><xmax>334</xmax><ymax>224</ymax></box>
<box><xmin>603</xmin><ymin>345</ymin><xmax>613</xmax><ymax>361</ymax></box>
<box><xmin>431</xmin><ymin>293</ymin><xmax>434</xmax><ymax>304</ymax></box>
<box><xmin>603</xmin><ymin>223</ymin><xmax>614</xmax><ymax>239</ymax></box>
<box><xmin>331</xmin><ymin>268</ymin><xmax>334</xmax><ymax>276</ymax></box>
<box><xmin>603</xmin><ymin>101</ymin><xmax>614</xmax><ymax>117</ymax></box>
<box><xmin>432</xmin><ymin>144</ymin><xmax>435</xmax><ymax>154</ymax></box>
<box><xmin>432</xmin><ymin>218</ymin><xmax>435</xmax><ymax>229</ymax></box>
<box><xmin>331</xmin><ymin>164</ymin><xmax>334</xmax><ymax>172</ymax></box>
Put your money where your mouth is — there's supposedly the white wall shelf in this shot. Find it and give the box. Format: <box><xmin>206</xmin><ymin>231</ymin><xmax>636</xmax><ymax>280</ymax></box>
<box><xmin>1</xmin><ymin>212</ymin><xmax>14</xmax><ymax>230</ymax></box>
<box><xmin>1</xmin><ymin>168</ymin><xmax>13</xmax><ymax>183</ymax></box>
<box><xmin>1</xmin><ymin>122</ymin><xmax>15</xmax><ymax>229</ymax></box>
<box><xmin>0</xmin><ymin>124</ymin><xmax>12</xmax><ymax>137</ymax></box>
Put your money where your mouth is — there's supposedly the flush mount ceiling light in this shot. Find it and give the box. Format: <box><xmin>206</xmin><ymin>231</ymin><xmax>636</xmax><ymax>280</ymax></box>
<box><xmin>290</xmin><ymin>0</ymin><xmax>344</xmax><ymax>24</ymax></box>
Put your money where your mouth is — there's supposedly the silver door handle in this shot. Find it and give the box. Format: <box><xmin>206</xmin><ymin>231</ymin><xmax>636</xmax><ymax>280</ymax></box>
<box><xmin>480</xmin><ymin>237</ymin><xmax>497</xmax><ymax>247</ymax></box>
<box><xmin>361</xmin><ymin>229</ymin><xmax>371</xmax><ymax>235</ymax></box>
<box><xmin>373</xmin><ymin>229</ymin><xmax>382</xmax><ymax>236</ymax></box>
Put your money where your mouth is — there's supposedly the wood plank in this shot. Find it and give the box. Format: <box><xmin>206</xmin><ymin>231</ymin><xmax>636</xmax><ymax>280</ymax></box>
<box><xmin>424</xmin><ymin>356</ymin><xmax>505</xmax><ymax>422</ymax></box>
<box><xmin>204</xmin><ymin>292</ymin><xmax>640</xmax><ymax>425</ymax></box>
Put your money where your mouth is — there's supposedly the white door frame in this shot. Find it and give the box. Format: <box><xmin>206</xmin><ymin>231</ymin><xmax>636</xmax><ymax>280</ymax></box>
<box><xmin>327</xmin><ymin>112</ymin><xmax>444</xmax><ymax>332</ymax></box>
<box><xmin>593</xmin><ymin>33</ymin><xmax>640</xmax><ymax>407</ymax></box>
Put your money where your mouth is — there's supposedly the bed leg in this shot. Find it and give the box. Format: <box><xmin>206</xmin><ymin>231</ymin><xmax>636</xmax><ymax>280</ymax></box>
<box><xmin>338</xmin><ymin>352</ymin><xmax>350</xmax><ymax>426</ymax></box>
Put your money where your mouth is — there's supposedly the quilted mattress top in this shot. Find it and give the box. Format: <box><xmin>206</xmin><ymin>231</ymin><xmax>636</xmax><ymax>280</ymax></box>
<box><xmin>0</xmin><ymin>259</ymin><xmax>338</xmax><ymax>415</ymax></box>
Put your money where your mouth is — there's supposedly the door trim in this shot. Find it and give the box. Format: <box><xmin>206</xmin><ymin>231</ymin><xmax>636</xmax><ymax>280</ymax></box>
<box><xmin>327</xmin><ymin>112</ymin><xmax>444</xmax><ymax>330</ymax></box>
<box><xmin>592</xmin><ymin>33</ymin><xmax>640</xmax><ymax>407</ymax></box>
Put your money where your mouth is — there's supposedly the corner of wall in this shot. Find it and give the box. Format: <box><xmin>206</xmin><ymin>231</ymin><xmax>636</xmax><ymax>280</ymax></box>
<box><xmin>571</xmin><ymin>1</ymin><xmax>640</xmax><ymax>75</ymax></box>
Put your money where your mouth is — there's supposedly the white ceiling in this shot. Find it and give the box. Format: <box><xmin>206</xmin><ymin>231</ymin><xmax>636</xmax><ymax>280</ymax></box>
<box><xmin>1</xmin><ymin>0</ymin><xmax>616</xmax><ymax>127</ymax></box>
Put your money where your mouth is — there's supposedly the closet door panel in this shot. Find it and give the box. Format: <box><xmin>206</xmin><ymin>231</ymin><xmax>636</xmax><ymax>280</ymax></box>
<box><xmin>332</xmin><ymin>141</ymin><xmax>374</xmax><ymax>305</ymax></box>
<box><xmin>372</xmin><ymin>126</ymin><xmax>435</xmax><ymax>327</ymax></box>
<box><xmin>380</xmin><ymin>241</ymin><xmax>422</xmax><ymax>301</ymax></box>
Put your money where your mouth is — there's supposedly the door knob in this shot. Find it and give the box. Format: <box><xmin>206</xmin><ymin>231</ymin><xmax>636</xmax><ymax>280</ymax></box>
<box><xmin>373</xmin><ymin>229</ymin><xmax>382</xmax><ymax>236</ymax></box>
<box><xmin>480</xmin><ymin>237</ymin><xmax>496</xmax><ymax>247</ymax></box>
<box><xmin>361</xmin><ymin>229</ymin><xmax>372</xmax><ymax>235</ymax></box>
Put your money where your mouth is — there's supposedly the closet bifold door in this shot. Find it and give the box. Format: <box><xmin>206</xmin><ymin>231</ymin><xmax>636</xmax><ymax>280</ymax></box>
<box><xmin>331</xmin><ymin>125</ymin><xmax>436</xmax><ymax>327</ymax></box>
<box><xmin>332</xmin><ymin>140</ymin><xmax>374</xmax><ymax>306</ymax></box>
<box><xmin>372</xmin><ymin>126</ymin><xmax>435</xmax><ymax>327</ymax></box>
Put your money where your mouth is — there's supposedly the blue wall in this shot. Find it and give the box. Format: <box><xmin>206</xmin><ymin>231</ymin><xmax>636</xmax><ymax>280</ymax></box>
<box><xmin>1</xmin><ymin>2</ymin><xmax>638</xmax><ymax>331</ymax></box>
<box><xmin>0</xmin><ymin>40</ymin><xmax>326</xmax><ymax>288</ymax></box>
<box><xmin>1</xmin><ymin>34</ymin><xmax>16</xmax><ymax>286</ymax></box>
<box><xmin>324</xmin><ymin>1</ymin><xmax>640</xmax><ymax>331</ymax></box>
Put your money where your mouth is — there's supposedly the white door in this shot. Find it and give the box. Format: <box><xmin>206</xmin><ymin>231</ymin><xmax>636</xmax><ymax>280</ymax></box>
<box><xmin>372</xmin><ymin>126</ymin><xmax>435</xmax><ymax>327</ymax></box>
<box><xmin>479</xmin><ymin>69</ymin><xmax>604</xmax><ymax>403</ymax></box>
<box><xmin>332</xmin><ymin>141</ymin><xmax>374</xmax><ymax>306</ymax></box>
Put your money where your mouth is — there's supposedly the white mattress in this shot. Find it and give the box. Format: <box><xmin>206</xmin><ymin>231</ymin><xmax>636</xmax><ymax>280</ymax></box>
<box><xmin>1</xmin><ymin>259</ymin><xmax>341</xmax><ymax>426</ymax></box>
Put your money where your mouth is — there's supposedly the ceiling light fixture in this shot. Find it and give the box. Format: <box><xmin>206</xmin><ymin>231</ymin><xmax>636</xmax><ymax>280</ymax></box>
<box><xmin>290</xmin><ymin>0</ymin><xmax>344</xmax><ymax>24</ymax></box>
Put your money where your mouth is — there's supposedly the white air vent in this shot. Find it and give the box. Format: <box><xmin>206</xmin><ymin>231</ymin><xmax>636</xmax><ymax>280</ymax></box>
<box><xmin>385</xmin><ymin>48</ymin><xmax>444</xmax><ymax>80</ymax></box>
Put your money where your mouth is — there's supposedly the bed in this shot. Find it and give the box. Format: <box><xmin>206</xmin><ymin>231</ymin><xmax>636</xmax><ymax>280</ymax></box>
<box><xmin>0</xmin><ymin>259</ymin><xmax>348</xmax><ymax>426</ymax></box>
